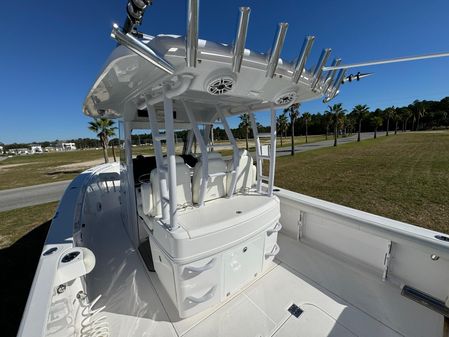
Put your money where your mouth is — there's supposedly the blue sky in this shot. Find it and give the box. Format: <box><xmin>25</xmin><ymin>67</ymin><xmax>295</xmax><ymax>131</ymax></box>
<box><xmin>1</xmin><ymin>0</ymin><xmax>449</xmax><ymax>143</ymax></box>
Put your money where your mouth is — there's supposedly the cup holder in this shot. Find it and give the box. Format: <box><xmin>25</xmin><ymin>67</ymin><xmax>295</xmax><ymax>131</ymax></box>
<box><xmin>62</xmin><ymin>251</ymin><xmax>80</xmax><ymax>263</ymax></box>
<box><xmin>435</xmin><ymin>235</ymin><xmax>449</xmax><ymax>242</ymax></box>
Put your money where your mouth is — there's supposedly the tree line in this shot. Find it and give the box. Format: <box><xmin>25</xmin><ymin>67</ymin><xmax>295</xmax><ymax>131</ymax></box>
<box><xmin>278</xmin><ymin>97</ymin><xmax>449</xmax><ymax>143</ymax></box>
<box><xmin>233</xmin><ymin>96</ymin><xmax>449</xmax><ymax>155</ymax></box>
<box><xmin>3</xmin><ymin>96</ymin><xmax>448</xmax><ymax>156</ymax></box>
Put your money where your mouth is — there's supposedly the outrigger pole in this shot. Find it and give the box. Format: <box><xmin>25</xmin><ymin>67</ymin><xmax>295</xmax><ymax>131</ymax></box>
<box><xmin>323</xmin><ymin>51</ymin><xmax>449</xmax><ymax>71</ymax></box>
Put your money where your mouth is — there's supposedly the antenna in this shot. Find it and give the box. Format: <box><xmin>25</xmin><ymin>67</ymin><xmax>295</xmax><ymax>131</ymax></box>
<box><xmin>323</xmin><ymin>51</ymin><xmax>449</xmax><ymax>71</ymax></box>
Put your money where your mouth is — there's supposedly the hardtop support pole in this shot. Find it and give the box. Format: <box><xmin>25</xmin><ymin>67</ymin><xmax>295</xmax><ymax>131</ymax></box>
<box><xmin>182</xmin><ymin>101</ymin><xmax>208</xmax><ymax>206</ymax></box>
<box><xmin>249</xmin><ymin>112</ymin><xmax>262</xmax><ymax>193</ymax></box>
<box><xmin>145</xmin><ymin>101</ymin><xmax>170</xmax><ymax>224</ymax></box>
<box><xmin>268</xmin><ymin>104</ymin><xmax>277</xmax><ymax>196</ymax></box>
<box><xmin>163</xmin><ymin>91</ymin><xmax>178</xmax><ymax>229</ymax></box>
<box><xmin>216</xmin><ymin>106</ymin><xmax>239</xmax><ymax>197</ymax></box>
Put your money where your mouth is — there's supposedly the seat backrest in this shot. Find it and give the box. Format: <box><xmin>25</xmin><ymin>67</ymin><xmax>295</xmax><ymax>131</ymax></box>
<box><xmin>192</xmin><ymin>152</ymin><xmax>227</xmax><ymax>204</ymax></box>
<box><xmin>148</xmin><ymin>156</ymin><xmax>193</xmax><ymax>217</ymax></box>
<box><xmin>226</xmin><ymin>150</ymin><xmax>256</xmax><ymax>193</ymax></box>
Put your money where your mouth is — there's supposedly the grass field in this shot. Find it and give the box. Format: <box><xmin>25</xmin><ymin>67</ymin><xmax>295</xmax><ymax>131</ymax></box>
<box><xmin>0</xmin><ymin>149</ymin><xmax>107</xmax><ymax>190</ymax></box>
<box><xmin>0</xmin><ymin>135</ymin><xmax>323</xmax><ymax>190</ymax></box>
<box><xmin>275</xmin><ymin>131</ymin><xmax>449</xmax><ymax>234</ymax></box>
<box><xmin>0</xmin><ymin>202</ymin><xmax>58</xmax><ymax>249</ymax></box>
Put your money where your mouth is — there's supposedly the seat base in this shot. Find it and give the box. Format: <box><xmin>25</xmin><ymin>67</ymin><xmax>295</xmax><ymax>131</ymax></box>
<box><xmin>150</xmin><ymin>193</ymin><xmax>281</xmax><ymax>263</ymax></box>
<box><xmin>147</xmin><ymin>193</ymin><xmax>281</xmax><ymax>318</ymax></box>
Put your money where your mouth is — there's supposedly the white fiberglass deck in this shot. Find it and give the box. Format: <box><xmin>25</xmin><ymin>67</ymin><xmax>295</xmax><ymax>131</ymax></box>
<box><xmin>85</xmin><ymin>204</ymin><xmax>441</xmax><ymax>337</ymax></box>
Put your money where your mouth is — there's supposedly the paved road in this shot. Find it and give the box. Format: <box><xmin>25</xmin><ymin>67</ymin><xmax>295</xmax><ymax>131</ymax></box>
<box><xmin>0</xmin><ymin>132</ymin><xmax>383</xmax><ymax>212</ymax></box>
<box><xmin>0</xmin><ymin>180</ymin><xmax>71</xmax><ymax>212</ymax></box>
<box><xmin>276</xmin><ymin>132</ymin><xmax>381</xmax><ymax>156</ymax></box>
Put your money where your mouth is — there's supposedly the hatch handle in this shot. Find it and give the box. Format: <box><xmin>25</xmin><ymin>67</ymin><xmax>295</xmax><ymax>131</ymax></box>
<box><xmin>186</xmin><ymin>286</ymin><xmax>217</xmax><ymax>304</ymax></box>
<box><xmin>268</xmin><ymin>222</ymin><xmax>282</xmax><ymax>234</ymax></box>
<box><xmin>265</xmin><ymin>243</ymin><xmax>280</xmax><ymax>257</ymax></box>
<box><xmin>184</xmin><ymin>258</ymin><xmax>216</xmax><ymax>274</ymax></box>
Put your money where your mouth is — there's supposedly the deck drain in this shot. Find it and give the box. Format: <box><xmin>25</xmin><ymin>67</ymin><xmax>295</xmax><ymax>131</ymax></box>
<box><xmin>288</xmin><ymin>304</ymin><xmax>303</xmax><ymax>318</ymax></box>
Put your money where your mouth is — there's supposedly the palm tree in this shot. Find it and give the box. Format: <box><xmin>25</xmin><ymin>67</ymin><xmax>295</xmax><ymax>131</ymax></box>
<box><xmin>371</xmin><ymin>113</ymin><xmax>383</xmax><ymax>139</ymax></box>
<box><xmin>399</xmin><ymin>107</ymin><xmax>412</xmax><ymax>132</ymax></box>
<box><xmin>384</xmin><ymin>107</ymin><xmax>395</xmax><ymax>136</ymax></box>
<box><xmin>239</xmin><ymin>113</ymin><xmax>250</xmax><ymax>150</ymax></box>
<box><xmin>283</xmin><ymin>103</ymin><xmax>300</xmax><ymax>155</ymax></box>
<box><xmin>276</xmin><ymin>113</ymin><xmax>288</xmax><ymax>146</ymax></box>
<box><xmin>412</xmin><ymin>100</ymin><xmax>426</xmax><ymax>131</ymax></box>
<box><xmin>325</xmin><ymin>103</ymin><xmax>346</xmax><ymax>147</ymax></box>
<box><xmin>392</xmin><ymin>108</ymin><xmax>402</xmax><ymax>135</ymax></box>
<box><xmin>302</xmin><ymin>112</ymin><xmax>312</xmax><ymax>143</ymax></box>
<box><xmin>88</xmin><ymin>118</ymin><xmax>116</xmax><ymax>163</ymax></box>
<box><xmin>351</xmin><ymin>104</ymin><xmax>370</xmax><ymax>142</ymax></box>
<box><xmin>345</xmin><ymin>115</ymin><xmax>356</xmax><ymax>136</ymax></box>
<box><xmin>324</xmin><ymin>112</ymin><xmax>332</xmax><ymax>140</ymax></box>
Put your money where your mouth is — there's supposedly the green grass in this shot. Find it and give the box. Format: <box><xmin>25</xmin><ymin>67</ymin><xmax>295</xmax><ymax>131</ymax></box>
<box><xmin>218</xmin><ymin>134</ymin><xmax>327</xmax><ymax>156</ymax></box>
<box><xmin>0</xmin><ymin>149</ymin><xmax>108</xmax><ymax>190</ymax></box>
<box><xmin>0</xmin><ymin>202</ymin><xmax>58</xmax><ymax>249</ymax></box>
<box><xmin>275</xmin><ymin>131</ymin><xmax>449</xmax><ymax>234</ymax></box>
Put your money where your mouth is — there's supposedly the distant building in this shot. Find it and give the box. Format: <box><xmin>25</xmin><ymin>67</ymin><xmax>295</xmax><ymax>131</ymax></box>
<box><xmin>0</xmin><ymin>145</ymin><xmax>3</xmax><ymax>154</ymax></box>
<box><xmin>44</xmin><ymin>146</ymin><xmax>57</xmax><ymax>152</ymax></box>
<box><xmin>30</xmin><ymin>145</ymin><xmax>43</xmax><ymax>154</ymax></box>
<box><xmin>8</xmin><ymin>148</ymin><xmax>30</xmax><ymax>155</ymax></box>
<box><xmin>62</xmin><ymin>142</ymin><xmax>77</xmax><ymax>151</ymax></box>
<box><xmin>56</xmin><ymin>142</ymin><xmax>77</xmax><ymax>151</ymax></box>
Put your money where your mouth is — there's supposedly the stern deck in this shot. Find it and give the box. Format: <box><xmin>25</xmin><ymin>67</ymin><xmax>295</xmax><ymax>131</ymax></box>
<box><xmin>85</xmin><ymin>205</ymin><xmax>440</xmax><ymax>337</ymax></box>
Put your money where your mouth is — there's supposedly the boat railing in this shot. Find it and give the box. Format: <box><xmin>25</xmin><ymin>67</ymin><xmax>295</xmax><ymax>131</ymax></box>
<box><xmin>17</xmin><ymin>166</ymin><xmax>117</xmax><ymax>337</ymax></box>
<box><xmin>275</xmin><ymin>187</ymin><xmax>449</xmax><ymax>313</ymax></box>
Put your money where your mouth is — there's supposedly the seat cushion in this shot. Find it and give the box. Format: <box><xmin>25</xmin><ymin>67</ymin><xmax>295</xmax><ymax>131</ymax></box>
<box><xmin>192</xmin><ymin>152</ymin><xmax>227</xmax><ymax>204</ymax></box>
<box><xmin>149</xmin><ymin>156</ymin><xmax>193</xmax><ymax>217</ymax></box>
<box><xmin>226</xmin><ymin>149</ymin><xmax>256</xmax><ymax>193</ymax></box>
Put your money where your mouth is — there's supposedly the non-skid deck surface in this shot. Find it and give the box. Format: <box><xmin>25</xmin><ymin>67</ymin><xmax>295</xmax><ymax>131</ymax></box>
<box><xmin>86</xmin><ymin>208</ymin><xmax>438</xmax><ymax>337</ymax></box>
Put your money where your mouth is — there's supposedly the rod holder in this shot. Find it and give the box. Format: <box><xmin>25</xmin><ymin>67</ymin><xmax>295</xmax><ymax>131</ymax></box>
<box><xmin>292</xmin><ymin>36</ymin><xmax>315</xmax><ymax>83</ymax></box>
<box><xmin>323</xmin><ymin>68</ymin><xmax>346</xmax><ymax>102</ymax></box>
<box><xmin>266</xmin><ymin>23</ymin><xmax>288</xmax><ymax>78</ymax></box>
<box><xmin>111</xmin><ymin>23</ymin><xmax>175</xmax><ymax>75</ymax></box>
<box><xmin>232</xmin><ymin>7</ymin><xmax>251</xmax><ymax>73</ymax></box>
<box><xmin>311</xmin><ymin>48</ymin><xmax>331</xmax><ymax>90</ymax></box>
<box><xmin>186</xmin><ymin>0</ymin><xmax>199</xmax><ymax>68</ymax></box>
<box><xmin>323</xmin><ymin>58</ymin><xmax>342</xmax><ymax>93</ymax></box>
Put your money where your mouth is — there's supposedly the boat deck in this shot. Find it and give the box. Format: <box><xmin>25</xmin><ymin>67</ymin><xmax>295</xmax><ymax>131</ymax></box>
<box><xmin>85</xmin><ymin>205</ymin><xmax>442</xmax><ymax>337</ymax></box>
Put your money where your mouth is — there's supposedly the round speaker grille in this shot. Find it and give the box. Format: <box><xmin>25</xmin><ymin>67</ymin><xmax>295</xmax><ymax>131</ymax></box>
<box><xmin>206</xmin><ymin>77</ymin><xmax>234</xmax><ymax>95</ymax></box>
<box><xmin>275</xmin><ymin>92</ymin><xmax>297</xmax><ymax>105</ymax></box>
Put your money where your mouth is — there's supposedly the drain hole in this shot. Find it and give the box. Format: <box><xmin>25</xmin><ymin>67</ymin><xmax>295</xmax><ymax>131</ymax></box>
<box><xmin>288</xmin><ymin>304</ymin><xmax>303</xmax><ymax>318</ymax></box>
